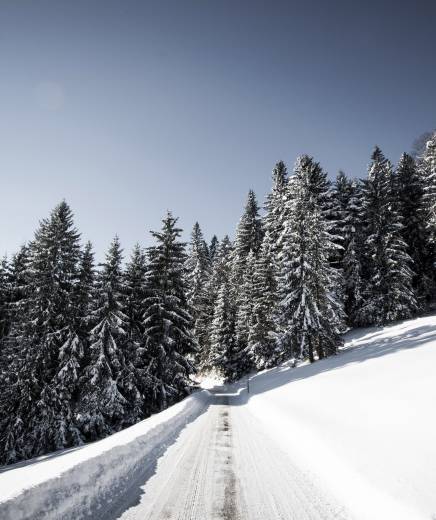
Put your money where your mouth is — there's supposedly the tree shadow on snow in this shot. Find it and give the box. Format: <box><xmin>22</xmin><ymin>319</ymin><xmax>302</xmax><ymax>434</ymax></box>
<box><xmin>233</xmin><ymin>316</ymin><xmax>436</xmax><ymax>404</ymax></box>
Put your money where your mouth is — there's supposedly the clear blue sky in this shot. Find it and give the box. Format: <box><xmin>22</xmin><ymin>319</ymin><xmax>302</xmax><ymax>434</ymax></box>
<box><xmin>1</xmin><ymin>0</ymin><xmax>435</xmax><ymax>259</ymax></box>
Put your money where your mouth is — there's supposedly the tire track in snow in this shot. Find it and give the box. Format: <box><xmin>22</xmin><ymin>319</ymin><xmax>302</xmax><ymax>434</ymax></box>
<box><xmin>117</xmin><ymin>393</ymin><xmax>242</xmax><ymax>520</ymax></box>
<box><xmin>115</xmin><ymin>388</ymin><xmax>349</xmax><ymax>520</ymax></box>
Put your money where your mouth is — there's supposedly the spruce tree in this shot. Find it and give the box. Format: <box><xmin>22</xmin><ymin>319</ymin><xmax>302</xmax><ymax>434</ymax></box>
<box><xmin>247</xmin><ymin>232</ymin><xmax>280</xmax><ymax>369</ymax></box>
<box><xmin>342</xmin><ymin>180</ymin><xmax>364</xmax><ymax>324</ymax></box>
<box><xmin>329</xmin><ymin>171</ymin><xmax>352</xmax><ymax>267</ymax></box>
<box><xmin>0</xmin><ymin>202</ymin><xmax>83</xmax><ymax>463</ymax></box>
<box><xmin>264</xmin><ymin>161</ymin><xmax>288</xmax><ymax>255</ymax></box>
<box><xmin>143</xmin><ymin>213</ymin><xmax>196</xmax><ymax>411</ymax></box>
<box><xmin>185</xmin><ymin>223</ymin><xmax>211</xmax><ymax>354</ymax></box>
<box><xmin>209</xmin><ymin>235</ymin><xmax>219</xmax><ymax>264</ymax></box>
<box><xmin>78</xmin><ymin>237</ymin><xmax>137</xmax><ymax>440</ymax></box>
<box><xmin>0</xmin><ymin>246</ymin><xmax>30</xmax><ymax>389</ymax></box>
<box><xmin>396</xmin><ymin>152</ymin><xmax>433</xmax><ymax>303</ymax></box>
<box><xmin>209</xmin><ymin>278</ymin><xmax>237</xmax><ymax>381</ymax></box>
<box><xmin>230</xmin><ymin>190</ymin><xmax>263</xmax><ymax>374</ymax></box>
<box><xmin>357</xmin><ymin>147</ymin><xmax>417</xmax><ymax>325</ymax></box>
<box><xmin>234</xmin><ymin>250</ymin><xmax>256</xmax><ymax>374</ymax></box>
<box><xmin>232</xmin><ymin>189</ymin><xmax>263</xmax><ymax>285</ymax></box>
<box><xmin>124</xmin><ymin>243</ymin><xmax>152</xmax><ymax>418</ymax></box>
<box><xmin>0</xmin><ymin>256</ymin><xmax>9</xmax><ymax>344</ymax></box>
<box><xmin>197</xmin><ymin>236</ymin><xmax>234</xmax><ymax>370</ymax></box>
<box><xmin>418</xmin><ymin>133</ymin><xmax>436</xmax><ymax>299</ymax></box>
<box><xmin>278</xmin><ymin>156</ymin><xmax>344</xmax><ymax>363</ymax></box>
<box><xmin>76</xmin><ymin>242</ymin><xmax>96</xmax><ymax>346</ymax></box>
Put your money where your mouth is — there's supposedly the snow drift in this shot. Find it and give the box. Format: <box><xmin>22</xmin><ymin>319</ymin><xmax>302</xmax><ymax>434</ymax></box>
<box><xmin>0</xmin><ymin>390</ymin><xmax>211</xmax><ymax>520</ymax></box>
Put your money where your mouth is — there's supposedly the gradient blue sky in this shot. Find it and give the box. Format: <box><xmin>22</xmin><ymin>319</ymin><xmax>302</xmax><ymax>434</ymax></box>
<box><xmin>1</xmin><ymin>0</ymin><xmax>435</xmax><ymax>259</ymax></box>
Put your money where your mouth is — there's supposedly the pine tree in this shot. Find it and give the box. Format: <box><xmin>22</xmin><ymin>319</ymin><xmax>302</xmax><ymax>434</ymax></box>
<box><xmin>234</xmin><ymin>250</ymin><xmax>256</xmax><ymax>374</ymax></box>
<box><xmin>232</xmin><ymin>190</ymin><xmax>263</xmax><ymax>285</ymax></box>
<box><xmin>396</xmin><ymin>152</ymin><xmax>433</xmax><ymax>304</ymax></box>
<box><xmin>417</xmin><ymin>133</ymin><xmax>436</xmax><ymax>299</ymax></box>
<box><xmin>278</xmin><ymin>156</ymin><xmax>344</xmax><ymax>363</ymax></box>
<box><xmin>357</xmin><ymin>147</ymin><xmax>417</xmax><ymax>325</ymax></box>
<box><xmin>247</xmin><ymin>232</ymin><xmax>280</xmax><ymax>369</ymax></box>
<box><xmin>78</xmin><ymin>237</ymin><xmax>136</xmax><ymax>440</ymax></box>
<box><xmin>143</xmin><ymin>213</ymin><xmax>196</xmax><ymax>411</ymax></box>
<box><xmin>0</xmin><ymin>256</ymin><xmax>9</xmax><ymax>344</ymax></box>
<box><xmin>329</xmin><ymin>171</ymin><xmax>352</xmax><ymax>267</ymax></box>
<box><xmin>0</xmin><ymin>202</ymin><xmax>83</xmax><ymax>463</ymax></box>
<box><xmin>230</xmin><ymin>190</ymin><xmax>264</xmax><ymax>375</ymax></box>
<box><xmin>185</xmin><ymin>223</ymin><xmax>212</xmax><ymax>354</ymax></box>
<box><xmin>0</xmin><ymin>256</ymin><xmax>10</xmax><ymax>409</ymax></box>
<box><xmin>264</xmin><ymin>161</ymin><xmax>288</xmax><ymax>255</ymax></box>
<box><xmin>342</xmin><ymin>180</ymin><xmax>364</xmax><ymax>324</ymax></box>
<box><xmin>124</xmin><ymin>243</ymin><xmax>152</xmax><ymax>418</ymax></box>
<box><xmin>209</xmin><ymin>278</ymin><xmax>237</xmax><ymax>381</ymax></box>
<box><xmin>76</xmin><ymin>242</ymin><xmax>96</xmax><ymax>345</ymax></box>
<box><xmin>209</xmin><ymin>235</ymin><xmax>219</xmax><ymax>264</ymax></box>
<box><xmin>197</xmin><ymin>236</ymin><xmax>234</xmax><ymax>370</ymax></box>
<box><xmin>0</xmin><ymin>246</ymin><xmax>30</xmax><ymax>388</ymax></box>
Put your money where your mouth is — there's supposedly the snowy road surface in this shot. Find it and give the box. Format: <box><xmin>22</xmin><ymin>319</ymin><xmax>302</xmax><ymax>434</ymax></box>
<box><xmin>112</xmin><ymin>387</ymin><xmax>348</xmax><ymax>520</ymax></box>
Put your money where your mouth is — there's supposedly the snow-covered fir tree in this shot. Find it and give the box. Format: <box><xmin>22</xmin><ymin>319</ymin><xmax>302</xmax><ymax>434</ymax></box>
<box><xmin>417</xmin><ymin>133</ymin><xmax>436</xmax><ymax>299</ymax></box>
<box><xmin>209</xmin><ymin>278</ymin><xmax>237</xmax><ymax>381</ymax></box>
<box><xmin>124</xmin><ymin>243</ymin><xmax>153</xmax><ymax>417</ymax></box>
<box><xmin>0</xmin><ymin>246</ymin><xmax>30</xmax><ymax>389</ymax></box>
<box><xmin>209</xmin><ymin>235</ymin><xmax>219</xmax><ymax>264</ymax></box>
<box><xmin>230</xmin><ymin>190</ymin><xmax>264</xmax><ymax>375</ymax></box>
<box><xmin>197</xmin><ymin>235</ymin><xmax>234</xmax><ymax>370</ymax></box>
<box><xmin>329</xmin><ymin>171</ymin><xmax>352</xmax><ymax>267</ymax></box>
<box><xmin>185</xmin><ymin>223</ymin><xmax>212</xmax><ymax>354</ymax></box>
<box><xmin>0</xmin><ymin>202</ymin><xmax>83</xmax><ymax>463</ymax></box>
<box><xmin>278</xmin><ymin>156</ymin><xmax>344</xmax><ymax>363</ymax></box>
<box><xmin>78</xmin><ymin>237</ymin><xmax>139</xmax><ymax>440</ymax></box>
<box><xmin>232</xmin><ymin>190</ymin><xmax>263</xmax><ymax>286</ymax></box>
<box><xmin>341</xmin><ymin>180</ymin><xmax>364</xmax><ymax>324</ymax></box>
<box><xmin>396</xmin><ymin>152</ymin><xmax>433</xmax><ymax>304</ymax></box>
<box><xmin>0</xmin><ymin>256</ymin><xmax>10</xmax><ymax>405</ymax></box>
<box><xmin>264</xmin><ymin>161</ymin><xmax>288</xmax><ymax>255</ymax></box>
<box><xmin>143</xmin><ymin>213</ymin><xmax>196</xmax><ymax>410</ymax></box>
<box><xmin>76</xmin><ymin>242</ymin><xmax>96</xmax><ymax>346</ymax></box>
<box><xmin>234</xmin><ymin>250</ymin><xmax>256</xmax><ymax>374</ymax></box>
<box><xmin>357</xmin><ymin>147</ymin><xmax>417</xmax><ymax>325</ymax></box>
<box><xmin>247</xmin><ymin>232</ymin><xmax>280</xmax><ymax>369</ymax></box>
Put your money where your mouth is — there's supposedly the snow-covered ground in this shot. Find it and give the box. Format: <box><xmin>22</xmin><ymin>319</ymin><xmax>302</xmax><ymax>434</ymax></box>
<box><xmin>1</xmin><ymin>314</ymin><xmax>436</xmax><ymax>519</ymax></box>
<box><xmin>241</xmin><ymin>314</ymin><xmax>436</xmax><ymax>520</ymax></box>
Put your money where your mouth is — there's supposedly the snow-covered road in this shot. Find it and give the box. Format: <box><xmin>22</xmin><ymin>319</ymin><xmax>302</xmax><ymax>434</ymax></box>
<box><xmin>114</xmin><ymin>387</ymin><xmax>348</xmax><ymax>520</ymax></box>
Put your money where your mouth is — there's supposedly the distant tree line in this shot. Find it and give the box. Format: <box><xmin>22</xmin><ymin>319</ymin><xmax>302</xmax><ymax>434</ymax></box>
<box><xmin>0</xmin><ymin>133</ymin><xmax>435</xmax><ymax>464</ymax></box>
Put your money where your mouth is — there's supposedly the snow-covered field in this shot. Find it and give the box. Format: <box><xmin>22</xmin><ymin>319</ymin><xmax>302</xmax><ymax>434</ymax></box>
<box><xmin>1</xmin><ymin>314</ymin><xmax>436</xmax><ymax>519</ymax></box>
<box><xmin>242</xmin><ymin>314</ymin><xmax>436</xmax><ymax>520</ymax></box>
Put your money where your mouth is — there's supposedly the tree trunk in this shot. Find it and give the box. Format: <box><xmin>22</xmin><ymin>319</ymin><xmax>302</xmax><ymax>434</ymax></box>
<box><xmin>308</xmin><ymin>336</ymin><xmax>314</xmax><ymax>363</ymax></box>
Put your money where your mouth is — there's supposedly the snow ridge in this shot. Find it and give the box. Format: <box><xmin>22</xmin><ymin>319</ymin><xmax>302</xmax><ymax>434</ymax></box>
<box><xmin>0</xmin><ymin>390</ymin><xmax>211</xmax><ymax>520</ymax></box>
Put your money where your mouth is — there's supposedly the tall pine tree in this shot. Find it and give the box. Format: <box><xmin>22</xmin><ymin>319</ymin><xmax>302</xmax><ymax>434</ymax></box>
<box><xmin>185</xmin><ymin>222</ymin><xmax>212</xmax><ymax>355</ymax></box>
<box><xmin>278</xmin><ymin>156</ymin><xmax>344</xmax><ymax>363</ymax></box>
<box><xmin>143</xmin><ymin>213</ymin><xmax>196</xmax><ymax>410</ymax></box>
<box><xmin>0</xmin><ymin>202</ymin><xmax>83</xmax><ymax>463</ymax></box>
<box><xmin>357</xmin><ymin>147</ymin><xmax>417</xmax><ymax>325</ymax></box>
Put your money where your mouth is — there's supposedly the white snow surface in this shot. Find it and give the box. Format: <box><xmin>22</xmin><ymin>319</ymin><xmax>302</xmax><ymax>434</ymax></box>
<box><xmin>1</xmin><ymin>314</ymin><xmax>436</xmax><ymax>519</ymax></box>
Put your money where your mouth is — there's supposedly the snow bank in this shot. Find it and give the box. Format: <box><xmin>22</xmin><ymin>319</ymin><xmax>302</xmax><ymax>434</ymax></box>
<box><xmin>240</xmin><ymin>315</ymin><xmax>436</xmax><ymax>520</ymax></box>
<box><xmin>0</xmin><ymin>390</ymin><xmax>211</xmax><ymax>520</ymax></box>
